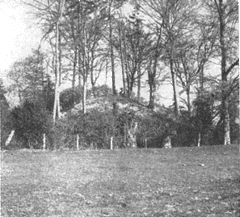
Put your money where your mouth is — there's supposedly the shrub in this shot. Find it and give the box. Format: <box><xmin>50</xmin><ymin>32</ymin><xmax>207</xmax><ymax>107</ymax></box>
<box><xmin>10</xmin><ymin>100</ymin><xmax>53</xmax><ymax>149</ymax></box>
<box><xmin>52</xmin><ymin>109</ymin><xmax>115</xmax><ymax>149</ymax></box>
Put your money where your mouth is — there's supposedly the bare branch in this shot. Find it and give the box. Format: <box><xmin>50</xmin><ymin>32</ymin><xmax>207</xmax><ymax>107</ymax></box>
<box><xmin>225</xmin><ymin>59</ymin><xmax>239</xmax><ymax>76</ymax></box>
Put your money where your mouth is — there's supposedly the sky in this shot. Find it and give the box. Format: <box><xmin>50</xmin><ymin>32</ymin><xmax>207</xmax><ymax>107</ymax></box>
<box><xmin>0</xmin><ymin>1</ymin><xmax>170</xmax><ymax>106</ymax></box>
<box><xmin>0</xmin><ymin>0</ymin><xmax>41</xmax><ymax>83</ymax></box>
<box><xmin>0</xmin><ymin>0</ymin><xmax>205</xmax><ymax>107</ymax></box>
<box><xmin>0</xmin><ymin>1</ymin><xmax>132</xmax><ymax>82</ymax></box>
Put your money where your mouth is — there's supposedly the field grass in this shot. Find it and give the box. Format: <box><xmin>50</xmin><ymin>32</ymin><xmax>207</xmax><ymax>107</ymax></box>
<box><xmin>1</xmin><ymin>145</ymin><xmax>240</xmax><ymax>217</ymax></box>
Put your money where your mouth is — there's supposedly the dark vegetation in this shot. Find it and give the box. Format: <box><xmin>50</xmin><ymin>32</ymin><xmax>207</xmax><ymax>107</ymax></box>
<box><xmin>0</xmin><ymin>1</ymin><xmax>239</xmax><ymax>215</ymax></box>
<box><xmin>1</xmin><ymin>83</ymin><xmax>239</xmax><ymax>150</ymax></box>
<box><xmin>1</xmin><ymin>145</ymin><xmax>240</xmax><ymax>216</ymax></box>
<box><xmin>1</xmin><ymin>82</ymin><xmax>239</xmax><ymax>150</ymax></box>
<box><xmin>1</xmin><ymin>0</ymin><xmax>238</xmax><ymax>150</ymax></box>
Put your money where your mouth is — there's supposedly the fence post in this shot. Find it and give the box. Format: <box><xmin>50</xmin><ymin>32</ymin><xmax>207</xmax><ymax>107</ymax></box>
<box><xmin>145</xmin><ymin>138</ymin><xmax>148</xmax><ymax>149</ymax></box>
<box><xmin>197</xmin><ymin>133</ymin><xmax>201</xmax><ymax>147</ymax></box>
<box><xmin>110</xmin><ymin>136</ymin><xmax>113</xmax><ymax>150</ymax></box>
<box><xmin>43</xmin><ymin>133</ymin><xmax>46</xmax><ymax>150</ymax></box>
<box><xmin>5</xmin><ymin>130</ymin><xmax>15</xmax><ymax>147</ymax></box>
<box><xmin>76</xmin><ymin>134</ymin><xmax>79</xmax><ymax>150</ymax></box>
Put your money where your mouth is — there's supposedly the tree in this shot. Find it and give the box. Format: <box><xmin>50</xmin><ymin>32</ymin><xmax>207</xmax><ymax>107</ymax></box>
<box><xmin>138</xmin><ymin>0</ymin><xmax>200</xmax><ymax>116</ymax></box>
<box><xmin>205</xmin><ymin>0</ymin><xmax>239</xmax><ymax>145</ymax></box>
<box><xmin>60</xmin><ymin>86</ymin><xmax>83</xmax><ymax>112</ymax></box>
<box><xmin>174</xmin><ymin>20</ymin><xmax>217</xmax><ymax>114</ymax></box>
<box><xmin>8</xmin><ymin>49</ymin><xmax>48</xmax><ymax>104</ymax></box>
<box><xmin>60</xmin><ymin>0</ymin><xmax>108</xmax><ymax>113</ymax></box>
<box><xmin>113</xmin><ymin>5</ymin><xmax>151</xmax><ymax>100</ymax></box>
<box><xmin>24</xmin><ymin>0</ymin><xmax>66</xmax><ymax>121</ymax></box>
<box><xmin>0</xmin><ymin>79</ymin><xmax>10</xmax><ymax>148</ymax></box>
<box><xmin>10</xmin><ymin>100</ymin><xmax>52</xmax><ymax>149</ymax></box>
<box><xmin>53</xmin><ymin>0</ymin><xmax>66</xmax><ymax>122</ymax></box>
<box><xmin>192</xmin><ymin>90</ymin><xmax>215</xmax><ymax>146</ymax></box>
<box><xmin>146</xmin><ymin>26</ymin><xmax>165</xmax><ymax>109</ymax></box>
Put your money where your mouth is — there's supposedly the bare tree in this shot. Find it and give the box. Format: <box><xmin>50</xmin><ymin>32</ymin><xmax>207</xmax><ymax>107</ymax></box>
<box><xmin>8</xmin><ymin>50</ymin><xmax>48</xmax><ymax>103</ymax></box>
<box><xmin>138</xmin><ymin>0</ymin><xmax>200</xmax><ymax>116</ymax></box>
<box><xmin>206</xmin><ymin>0</ymin><xmax>239</xmax><ymax>145</ymax></box>
<box><xmin>174</xmin><ymin>22</ymin><xmax>217</xmax><ymax>113</ymax></box>
<box><xmin>114</xmin><ymin>9</ymin><xmax>151</xmax><ymax>99</ymax></box>
<box><xmin>52</xmin><ymin>0</ymin><xmax>65</xmax><ymax>122</ymax></box>
<box><xmin>147</xmin><ymin>27</ymin><xmax>163</xmax><ymax>109</ymax></box>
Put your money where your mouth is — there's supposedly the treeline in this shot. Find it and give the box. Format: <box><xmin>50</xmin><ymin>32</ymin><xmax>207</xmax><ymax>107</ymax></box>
<box><xmin>1</xmin><ymin>0</ymin><xmax>239</xmax><ymax>149</ymax></box>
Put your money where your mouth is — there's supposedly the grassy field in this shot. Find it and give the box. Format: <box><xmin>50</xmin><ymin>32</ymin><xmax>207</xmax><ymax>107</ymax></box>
<box><xmin>1</xmin><ymin>145</ymin><xmax>240</xmax><ymax>217</ymax></box>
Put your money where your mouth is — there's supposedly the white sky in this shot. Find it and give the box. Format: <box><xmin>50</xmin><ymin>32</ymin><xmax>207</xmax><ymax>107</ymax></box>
<box><xmin>0</xmin><ymin>0</ymin><xmax>41</xmax><ymax>82</ymax></box>
<box><xmin>0</xmin><ymin>1</ymin><xmax>224</xmax><ymax>108</ymax></box>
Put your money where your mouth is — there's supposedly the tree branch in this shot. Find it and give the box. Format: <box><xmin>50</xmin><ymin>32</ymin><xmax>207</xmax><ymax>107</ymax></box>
<box><xmin>225</xmin><ymin>59</ymin><xmax>239</xmax><ymax>76</ymax></box>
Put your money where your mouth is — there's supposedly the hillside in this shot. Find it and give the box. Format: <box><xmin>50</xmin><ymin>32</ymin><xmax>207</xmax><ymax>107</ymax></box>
<box><xmin>67</xmin><ymin>95</ymin><xmax>168</xmax><ymax>117</ymax></box>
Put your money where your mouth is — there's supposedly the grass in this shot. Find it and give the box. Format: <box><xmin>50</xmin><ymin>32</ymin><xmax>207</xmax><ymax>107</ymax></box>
<box><xmin>1</xmin><ymin>145</ymin><xmax>240</xmax><ymax>217</ymax></box>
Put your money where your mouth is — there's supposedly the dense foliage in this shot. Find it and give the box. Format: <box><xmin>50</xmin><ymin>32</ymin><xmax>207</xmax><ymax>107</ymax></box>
<box><xmin>0</xmin><ymin>80</ymin><xmax>10</xmax><ymax>148</ymax></box>
<box><xmin>9</xmin><ymin>100</ymin><xmax>52</xmax><ymax>149</ymax></box>
<box><xmin>3</xmin><ymin>0</ymin><xmax>239</xmax><ymax>149</ymax></box>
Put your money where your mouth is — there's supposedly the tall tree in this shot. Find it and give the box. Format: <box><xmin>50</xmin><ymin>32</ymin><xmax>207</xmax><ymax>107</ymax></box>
<box><xmin>53</xmin><ymin>0</ymin><xmax>65</xmax><ymax>122</ymax></box>
<box><xmin>206</xmin><ymin>0</ymin><xmax>239</xmax><ymax>145</ymax></box>
<box><xmin>8</xmin><ymin>50</ymin><xmax>48</xmax><ymax>104</ymax></box>
<box><xmin>139</xmin><ymin>0</ymin><xmax>199</xmax><ymax>116</ymax></box>
<box><xmin>108</xmin><ymin>0</ymin><xmax>118</xmax><ymax>116</ymax></box>
<box><xmin>114</xmin><ymin>8</ymin><xmax>151</xmax><ymax>99</ymax></box>
<box><xmin>174</xmin><ymin>21</ymin><xmax>217</xmax><ymax>114</ymax></box>
<box><xmin>0</xmin><ymin>79</ymin><xmax>9</xmax><ymax>147</ymax></box>
<box><xmin>147</xmin><ymin>26</ymin><xmax>163</xmax><ymax>109</ymax></box>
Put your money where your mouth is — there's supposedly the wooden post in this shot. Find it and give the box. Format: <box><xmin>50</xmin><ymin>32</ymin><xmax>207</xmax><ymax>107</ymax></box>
<box><xmin>145</xmin><ymin>138</ymin><xmax>148</xmax><ymax>149</ymax></box>
<box><xmin>43</xmin><ymin>133</ymin><xmax>46</xmax><ymax>150</ymax></box>
<box><xmin>164</xmin><ymin>136</ymin><xmax>172</xmax><ymax>149</ymax></box>
<box><xmin>76</xmin><ymin>134</ymin><xmax>79</xmax><ymax>150</ymax></box>
<box><xmin>5</xmin><ymin>130</ymin><xmax>15</xmax><ymax>147</ymax></box>
<box><xmin>110</xmin><ymin>136</ymin><xmax>113</xmax><ymax>150</ymax></box>
<box><xmin>197</xmin><ymin>133</ymin><xmax>201</xmax><ymax>147</ymax></box>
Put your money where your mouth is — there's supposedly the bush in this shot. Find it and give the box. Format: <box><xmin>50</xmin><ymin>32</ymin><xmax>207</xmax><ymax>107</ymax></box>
<box><xmin>0</xmin><ymin>97</ymin><xmax>11</xmax><ymax>148</ymax></box>
<box><xmin>10</xmin><ymin>100</ymin><xmax>53</xmax><ymax>149</ymax></box>
<box><xmin>52</xmin><ymin>109</ymin><xmax>115</xmax><ymax>149</ymax></box>
<box><xmin>135</xmin><ymin>108</ymin><xmax>179</xmax><ymax>148</ymax></box>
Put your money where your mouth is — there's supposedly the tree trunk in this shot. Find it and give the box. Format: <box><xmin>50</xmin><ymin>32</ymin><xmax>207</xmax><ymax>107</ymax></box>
<box><xmin>148</xmin><ymin>58</ymin><xmax>156</xmax><ymax>109</ymax></box>
<box><xmin>53</xmin><ymin>21</ymin><xmax>61</xmax><ymax>122</ymax></box>
<box><xmin>78</xmin><ymin>49</ymin><xmax>82</xmax><ymax>88</ymax></box>
<box><xmin>105</xmin><ymin>60</ymin><xmax>108</xmax><ymax>85</ymax></box>
<box><xmin>72</xmin><ymin>47</ymin><xmax>77</xmax><ymax>105</ymax></box>
<box><xmin>137</xmin><ymin>64</ymin><xmax>141</xmax><ymax>101</ymax></box>
<box><xmin>76</xmin><ymin>134</ymin><xmax>79</xmax><ymax>150</ymax></box>
<box><xmin>149</xmin><ymin>81</ymin><xmax>156</xmax><ymax>109</ymax></box>
<box><xmin>58</xmin><ymin>32</ymin><xmax>62</xmax><ymax>86</ymax></box>
<box><xmin>122</xmin><ymin>31</ymin><xmax>130</xmax><ymax>98</ymax></box>
<box><xmin>199</xmin><ymin>65</ymin><xmax>204</xmax><ymax>91</ymax></box>
<box><xmin>90</xmin><ymin>51</ymin><xmax>96</xmax><ymax>98</ymax></box>
<box><xmin>109</xmin><ymin>0</ymin><xmax>117</xmax><ymax>115</ymax></box>
<box><xmin>170</xmin><ymin>57</ymin><xmax>179</xmax><ymax>116</ymax></box>
<box><xmin>82</xmin><ymin>77</ymin><xmax>87</xmax><ymax>114</ymax></box>
<box><xmin>53</xmin><ymin>0</ymin><xmax>65</xmax><ymax>122</ymax></box>
<box><xmin>118</xmin><ymin>22</ymin><xmax>126</xmax><ymax>94</ymax></box>
<box><xmin>109</xmin><ymin>4</ymin><xmax>116</xmax><ymax>96</ymax></box>
<box><xmin>186</xmin><ymin>87</ymin><xmax>191</xmax><ymax>113</ymax></box>
<box><xmin>218</xmin><ymin>0</ymin><xmax>231</xmax><ymax>145</ymax></box>
<box><xmin>149</xmin><ymin>78</ymin><xmax>153</xmax><ymax>109</ymax></box>
<box><xmin>70</xmin><ymin>8</ymin><xmax>77</xmax><ymax>105</ymax></box>
<box><xmin>72</xmin><ymin>48</ymin><xmax>77</xmax><ymax>105</ymax></box>
<box><xmin>148</xmin><ymin>31</ymin><xmax>160</xmax><ymax>109</ymax></box>
<box><xmin>127</xmin><ymin>122</ymin><xmax>138</xmax><ymax>148</ymax></box>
